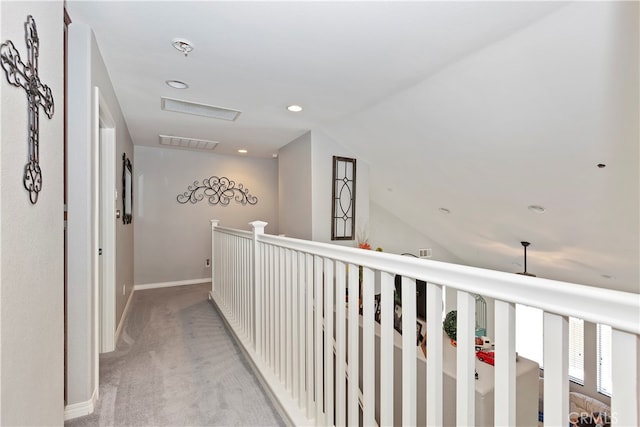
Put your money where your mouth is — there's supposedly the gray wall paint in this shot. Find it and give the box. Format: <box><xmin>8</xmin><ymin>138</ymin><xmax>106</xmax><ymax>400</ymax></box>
<box><xmin>369</xmin><ymin>201</ymin><xmax>463</xmax><ymax>262</ymax></box>
<box><xmin>67</xmin><ymin>22</ymin><xmax>135</xmax><ymax>406</ymax></box>
<box><xmin>310</xmin><ymin>130</ymin><xmax>370</xmax><ymax>245</ymax></box>
<box><xmin>1</xmin><ymin>2</ymin><xmax>64</xmax><ymax>424</ymax></box>
<box><xmin>278</xmin><ymin>132</ymin><xmax>312</xmax><ymax>239</ymax></box>
<box><xmin>134</xmin><ymin>146</ymin><xmax>278</xmax><ymax>285</ymax></box>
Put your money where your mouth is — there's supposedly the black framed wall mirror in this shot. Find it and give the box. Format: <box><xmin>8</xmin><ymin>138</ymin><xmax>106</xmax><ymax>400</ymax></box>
<box><xmin>122</xmin><ymin>153</ymin><xmax>132</xmax><ymax>224</ymax></box>
<box><xmin>331</xmin><ymin>156</ymin><xmax>356</xmax><ymax>240</ymax></box>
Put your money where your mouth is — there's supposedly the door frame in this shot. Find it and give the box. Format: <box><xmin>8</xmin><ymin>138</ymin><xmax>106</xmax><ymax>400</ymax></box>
<box><xmin>92</xmin><ymin>86</ymin><xmax>116</xmax><ymax>356</ymax></box>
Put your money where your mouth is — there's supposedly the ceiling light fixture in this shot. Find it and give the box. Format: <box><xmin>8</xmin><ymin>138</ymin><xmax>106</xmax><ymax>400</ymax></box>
<box><xmin>516</xmin><ymin>241</ymin><xmax>536</xmax><ymax>277</ymax></box>
<box><xmin>287</xmin><ymin>105</ymin><xmax>303</xmax><ymax>112</ymax></box>
<box><xmin>528</xmin><ymin>205</ymin><xmax>546</xmax><ymax>214</ymax></box>
<box><xmin>165</xmin><ymin>80</ymin><xmax>189</xmax><ymax>89</ymax></box>
<box><xmin>238</xmin><ymin>149</ymin><xmax>248</xmax><ymax>154</ymax></box>
<box><xmin>171</xmin><ymin>38</ymin><xmax>194</xmax><ymax>57</ymax></box>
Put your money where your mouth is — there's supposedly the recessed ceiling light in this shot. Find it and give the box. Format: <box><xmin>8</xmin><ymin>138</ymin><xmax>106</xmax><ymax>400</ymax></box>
<box><xmin>165</xmin><ymin>80</ymin><xmax>189</xmax><ymax>89</ymax></box>
<box><xmin>171</xmin><ymin>38</ymin><xmax>193</xmax><ymax>56</ymax></box>
<box><xmin>439</xmin><ymin>208</ymin><xmax>451</xmax><ymax>214</ymax></box>
<box><xmin>238</xmin><ymin>149</ymin><xmax>248</xmax><ymax>154</ymax></box>
<box><xmin>287</xmin><ymin>105</ymin><xmax>303</xmax><ymax>112</ymax></box>
<box><xmin>528</xmin><ymin>205</ymin><xmax>546</xmax><ymax>213</ymax></box>
<box><xmin>272</xmin><ymin>153</ymin><xmax>278</xmax><ymax>159</ymax></box>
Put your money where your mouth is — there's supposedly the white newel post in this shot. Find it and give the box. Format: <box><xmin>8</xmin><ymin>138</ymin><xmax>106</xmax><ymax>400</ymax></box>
<box><xmin>210</xmin><ymin>220</ymin><xmax>219</xmax><ymax>299</ymax></box>
<box><xmin>250</xmin><ymin>221</ymin><xmax>267</xmax><ymax>354</ymax></box>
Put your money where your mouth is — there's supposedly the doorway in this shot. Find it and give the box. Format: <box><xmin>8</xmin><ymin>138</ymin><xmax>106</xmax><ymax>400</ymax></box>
<box><xmin>93</xmin><ymin>87</ymin><xmax>116</xmax><ymax>357</ymax></box>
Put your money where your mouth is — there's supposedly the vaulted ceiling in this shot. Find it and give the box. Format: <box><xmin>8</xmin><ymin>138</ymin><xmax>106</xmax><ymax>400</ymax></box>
<box><xmin>67</xmin><ymin>1</ymin><xmax>639</xmax><ymax>294</ymax></box>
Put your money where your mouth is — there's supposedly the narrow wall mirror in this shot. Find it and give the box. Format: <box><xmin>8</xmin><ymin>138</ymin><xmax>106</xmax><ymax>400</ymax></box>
<box><xmin>122</xmin><ymin>153</ymin><xmax>132</xmax><ymax>224</ymax></box>
<box><xmin>331</xmin><ymin>156</ymin><xmax>356</xmax><ymax>240</ymax></box>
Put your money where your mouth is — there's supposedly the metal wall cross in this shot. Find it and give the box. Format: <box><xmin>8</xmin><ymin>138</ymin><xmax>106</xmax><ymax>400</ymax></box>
<box><xmin>1</xmin><ymin>15</ymin><xmax>54</xmax><ymax>204</ymax></box>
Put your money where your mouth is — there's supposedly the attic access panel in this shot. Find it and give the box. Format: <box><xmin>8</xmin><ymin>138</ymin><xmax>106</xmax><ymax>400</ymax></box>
<box><xmin>331</xmin><ymin>156</ymin><xmax>356</xmax><ymax>240</ymax></box>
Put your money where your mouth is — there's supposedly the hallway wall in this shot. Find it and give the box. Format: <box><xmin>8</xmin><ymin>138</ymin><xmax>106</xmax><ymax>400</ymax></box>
<box><xmin>67</xmin><ymin>21</ymin><xmax>135</xmax><ymax>410</ymax></box>
<box><xmin>134</xmin><ymin>146</ymin><xmax>279</xmax><ymax>286</ymax></box>
<box><xmin>0</xmin><ymin>1</ymin><xmax>64</xmax><ymax>424</ymax></box>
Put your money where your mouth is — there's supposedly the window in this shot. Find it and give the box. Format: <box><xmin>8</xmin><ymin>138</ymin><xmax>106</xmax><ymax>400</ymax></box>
<box><xmin>597</xmin><ymin>324</ymin><xmax>612</xmax><ymax>396</ymax></box>
<box><xmin>568</xmin><ymin>317</ymin><xmax>584</xmax><ymax>384</ymax></box>
<box><xmin>516</xmin><ymin>304</ymin><xmax>543</xmax><ymax>367</ymax></box>
<box><xmin>516</xmin><ymin>305</ymin><xmax>584</xmax><ymax>383</ymax></box>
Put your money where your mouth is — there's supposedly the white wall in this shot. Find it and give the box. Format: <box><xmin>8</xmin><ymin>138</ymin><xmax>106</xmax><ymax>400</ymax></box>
<box><xmin>278</xmin><ymin>132</ymin><xmax>312</xmax><ymax>239</ymax></box>
<box><xmin>67</xmin><ymin>21</ymin><xmax>135</xmax><ymax>409</ymax></box>
<box><xmin>0</xmin><ymin>2</ymin><xmax>64</xmax><ymax>424</ymax></box>
<box><xmin>310</xmin><ymin>130</ymin><xmax>370</xmax><ymax>245</ymax></box>
<box><xmin>134</xmin><ymin>146</ymin><xmax>278</xmax><ymax>285</ymax></box>
<box><xmin>369</xmin><ymin>201</ymin><xmax>463</xmax><ymax>262</ymax></box>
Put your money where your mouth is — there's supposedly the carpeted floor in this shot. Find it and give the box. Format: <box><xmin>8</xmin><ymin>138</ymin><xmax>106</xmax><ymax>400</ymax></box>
<box><xmin>65</xmin><ymin>283</ymin><xmax>286</xmax><ymax>427</ymax></box>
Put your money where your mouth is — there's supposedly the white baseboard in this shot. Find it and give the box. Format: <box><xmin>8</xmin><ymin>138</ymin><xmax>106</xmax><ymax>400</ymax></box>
<box><xmin>64</xmin><ymin>386</ymin><xmax>98</xmax><ymax>420</ymax></box>
<box><xmin>134</xmin><ymin>278</ymin><xmax>212</xmax><ymax>291</ymax></box>
<box><xmin>114</xmin><ymin>286</ymin><xmax>135</xmax><ymax>345</ymax></box>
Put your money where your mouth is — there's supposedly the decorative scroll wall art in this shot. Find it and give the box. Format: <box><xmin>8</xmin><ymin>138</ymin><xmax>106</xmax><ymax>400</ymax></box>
<box><xmin>1</xmin><ymin>15</ymin><xmax>55</xmax><ymax>204</ymax></box>
<box><xmin>177</xmin><ymin>176</ymin><xmax>258</xmax><ymax>206</ymax></box>
<box><xmin>331</xmin><ymin>156</ymin><xmax>356</xmax><ymax>240</ymax></box>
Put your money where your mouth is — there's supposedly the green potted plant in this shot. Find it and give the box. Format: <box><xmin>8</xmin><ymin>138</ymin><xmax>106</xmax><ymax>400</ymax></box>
<box><xmin>443</xmin><ymin>310</ymin><xmax>457</xmax><ymax>346</ymax></box>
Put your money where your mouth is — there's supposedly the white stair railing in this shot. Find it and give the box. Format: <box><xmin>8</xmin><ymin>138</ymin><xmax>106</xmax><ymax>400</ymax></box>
<box><xmin>210</xmin><ymin>220</ymin><xmax>639</xmax><ymax>427</ymax></box>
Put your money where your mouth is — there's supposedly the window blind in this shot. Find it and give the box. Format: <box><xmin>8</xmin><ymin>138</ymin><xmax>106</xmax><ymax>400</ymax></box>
<box><xmin>568</xmin><ymin>317</ymin><xmax>584</xmax><ymax>384</ymax></box>
<box><xmin>597</xmin><ymin>324</ymin><xmax>612</xmax><ymax>396</ymax></box>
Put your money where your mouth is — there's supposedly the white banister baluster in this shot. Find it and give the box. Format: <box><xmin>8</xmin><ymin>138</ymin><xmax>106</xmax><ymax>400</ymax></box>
<box><xmin>279</xmin><ymin>248</ymin><xmax>286</xmax><ymax>381</ymax></box>
<box><xmin>347</xmin><ymin>263</ymin><xmax>360</xmax><ymax>427</ymax></box>
<box><xmin>314</xmin><ymin>256</ymin><xmax>324</xmax><ymax>425</ymax></box>
<box><xmin>292</xmin><ymin>251</ymin><xmax>300</xmax><ymax>400</ymax></box>
<box><xmin>426</xmin><ymin>282</ymin><xmax>443</xmax><ymax>426</ymax></box>
<box><xmin>305</xmin><ymin>253</ymin><xmax>314</xmax><ymax>420</ymax></box>
<box><xmin>268</xmin><ymin>245</ymin><xmax>275</xmax><ymax>369</ymax></box>
<box><xmin>324</xmin><ymin>258</ymin><xmax>335</xmax><ymax>426</ymax></box>
<box><xmin>402</xmin><ymin>277</ymin><xmax>417</xmax><ymax>426</ymax></box>
<box><xmin>380</xmin><ymin>271</ymin><xmax>394</xmax><ymax>426</ymax></box>
<box><xmin>456</xmin><ymin>290</ymin><xmax>475</xmax><ymax>427</ymax></box>
<box><xmin>335</xmin><ymin>260</ymin><xmax>347</xmax><ymax>426</ymax></box>
<box><xmin>296</xmin><ymin>252</ymin><xmax>306</xmax><ymax>410</ymax></box>
<box><xmin>494</xmin><ymin>300</ymin><xmax>516</xmax><ymax>426</ymax></box>
<box><xmin>274</xmin><ymin>246</ymin><xmax>281</xmax><ymax>378</ymax></box>
<box><xmin>210</xmin><ymin>220</ymin><xmax>219</xmax><ymax>297</ymax></box>
<box><xmin>285</xmin><ymin>249</ymin><xmax>292</xmax><ymax>390</ymax></box>
<box><xmin>611</xmin><ymin>328</ymin><xmax>639</xmax><ymax>427</ymax></box>
<box><xmin>543</xmin><ymin>312</ymin><xmax>569</xmax><ymax>427</ymax></box>
<box><xmin>362</xmin><ymin>266</ymin><xmax>375</xmax><ymax>426</ymax></box>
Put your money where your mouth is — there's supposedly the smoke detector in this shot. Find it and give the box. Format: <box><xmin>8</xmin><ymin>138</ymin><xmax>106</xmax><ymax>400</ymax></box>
<box><xmin>172</xmin><ymin>38</ymin><xmax>193</xmax><ymax>56</ymax></box>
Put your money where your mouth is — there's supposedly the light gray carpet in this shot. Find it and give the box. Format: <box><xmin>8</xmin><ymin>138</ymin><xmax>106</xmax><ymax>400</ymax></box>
<box><xmin>66</xmin><ymin>283</ymin><xmax>285</xmax><ymax>427</ymax></box>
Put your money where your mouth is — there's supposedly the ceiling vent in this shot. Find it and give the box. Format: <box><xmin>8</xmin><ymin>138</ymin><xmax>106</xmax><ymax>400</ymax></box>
<box><xmin>161</xmin><ymin>97</ymin><xmax>241</xmax><ymax>121</ymax></box>
<box><xmin>159</xmin><ymin>134</ymin><xmax>218</xmax><ymax>151</ymax></box>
